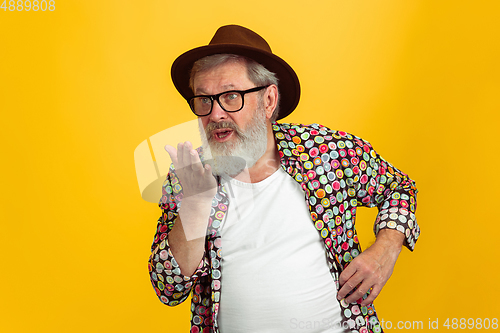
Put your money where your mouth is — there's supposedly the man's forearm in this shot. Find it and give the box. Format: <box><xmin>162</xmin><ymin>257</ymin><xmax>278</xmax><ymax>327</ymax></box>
<box><xmin>168</xmin><ymin>197</ymin><xmax>212</xmax><ymax>277</ymax></box>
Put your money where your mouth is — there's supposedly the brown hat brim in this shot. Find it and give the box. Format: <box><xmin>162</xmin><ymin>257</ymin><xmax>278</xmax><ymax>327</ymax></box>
<box><xmin>171</xmin><ymin>43</ymin><xmax>300</xmax><ymax>120</ymax></box>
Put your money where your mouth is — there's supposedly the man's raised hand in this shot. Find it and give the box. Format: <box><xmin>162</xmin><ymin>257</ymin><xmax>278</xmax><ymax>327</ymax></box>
<box><xmin>164</xmin><ymin>141</ymin><xmax>217</xmax><ymax>200</ymax></box>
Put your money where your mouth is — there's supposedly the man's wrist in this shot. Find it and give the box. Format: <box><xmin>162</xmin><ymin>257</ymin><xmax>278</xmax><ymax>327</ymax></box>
<box><xmin>178</xmin><ymin>195</ymin><xmax>213</xmax><ymax>233</ymax></box>
<box><xmin>182</xmin><ymin>195</ymin><xmax>213</xmax><ymax>207</ymax></box>
<box><xmin>374</xmin><ymin>228</ymin><xmax>405</xmax><ymax>254</ymax></box>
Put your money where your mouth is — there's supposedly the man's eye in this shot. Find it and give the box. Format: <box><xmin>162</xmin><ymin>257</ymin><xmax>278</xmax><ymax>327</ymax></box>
<box><xmin>200</xmin><ymin>97</ymin><xmax>211</xmax><ymax>104</ymax></box>
<box><xmin>222</xmin><ymin>93</ymin><xmax>239</xmax><ymax>101</ymax></box>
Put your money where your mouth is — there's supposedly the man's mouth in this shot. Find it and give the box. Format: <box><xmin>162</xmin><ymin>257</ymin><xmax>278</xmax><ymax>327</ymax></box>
<box><xmin>213</xmin><ymin>129</ymin><xmax>234</xmax><ymax>141</ymax></box>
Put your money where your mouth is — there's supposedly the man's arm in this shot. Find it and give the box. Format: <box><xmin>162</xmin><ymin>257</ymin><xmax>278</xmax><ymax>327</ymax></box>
<box><xmin>163</xmin><ymin>142</ymin><xmax>217</xmax><ymax>276</ymax></box>
<box><xmin>335</xmin><ymin>134</ymin><xmax>419</xmax><ymax>305</ymax></box>
<box><xmin>148</xmin><ymin>141</ymin><xmax>217</xmax><ymax>305</ymax></box>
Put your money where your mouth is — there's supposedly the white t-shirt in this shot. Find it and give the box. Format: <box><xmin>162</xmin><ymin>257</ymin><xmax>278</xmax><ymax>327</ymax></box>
<box><xmin>218</xmin><ymin>167</ymin><xmax>349</xmax><ymax>333</ymax></box>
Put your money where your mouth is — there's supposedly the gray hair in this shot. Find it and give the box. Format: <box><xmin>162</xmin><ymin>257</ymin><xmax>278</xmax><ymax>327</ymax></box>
<box><xmin>189</xmin><ymin>54</ymin><xmax>280</xmax><ymax>122</ymax></box>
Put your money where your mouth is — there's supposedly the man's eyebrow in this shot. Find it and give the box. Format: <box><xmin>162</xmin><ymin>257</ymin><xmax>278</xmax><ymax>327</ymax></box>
<box><xmin>221</xmin><ymin>84</ymin><xmax>236</xmax><ymax>90</ymax></box>
<box><xmin>195</xmin><ymin>84</ymin><xmax>236</xmax><ymax>95</ymax></box>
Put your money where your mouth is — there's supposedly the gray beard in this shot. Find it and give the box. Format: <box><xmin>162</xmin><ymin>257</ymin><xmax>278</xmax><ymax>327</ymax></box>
<box><xmin>198</xmin><ymin>107</ymin><xmax>268</xmax><ymax>177</ymax></box>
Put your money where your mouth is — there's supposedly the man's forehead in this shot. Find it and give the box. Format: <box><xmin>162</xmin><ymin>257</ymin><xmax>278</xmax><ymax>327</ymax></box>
<box><xmin>193</xmin><ymin>62</ymin><xmax>251</xmax><ymax>93</ymax></box>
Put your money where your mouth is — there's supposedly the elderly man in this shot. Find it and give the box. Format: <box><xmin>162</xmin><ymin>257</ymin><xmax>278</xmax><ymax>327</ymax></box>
<box><xmin>148</xmin><ymin>25</ymin><xmax>419</xmax><ymax>333</ymax></box>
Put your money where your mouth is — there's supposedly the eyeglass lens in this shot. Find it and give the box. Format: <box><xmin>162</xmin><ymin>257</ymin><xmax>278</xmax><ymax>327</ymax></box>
<box><xmin>190</xmin><ymin>91</ymin><xmax>243</xmax><ymax>115</ymax></box>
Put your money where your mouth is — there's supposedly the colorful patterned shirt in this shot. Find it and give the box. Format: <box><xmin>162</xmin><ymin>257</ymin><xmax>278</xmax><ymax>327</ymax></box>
<box><xmin>148</xmin><ymin>122</ymin><xmax>420</xmax><ymax>333</ymax></box>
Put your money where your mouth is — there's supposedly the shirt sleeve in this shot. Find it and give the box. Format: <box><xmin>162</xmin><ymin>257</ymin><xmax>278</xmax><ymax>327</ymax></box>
<box><xmin>352</xmin><ymin>136</ymin><xmax>420</xmax><ymax>251</ymax></box>
<box><xmin>148</xmin><ymin>165</ymin><xmax>210</xmax><ymax>306</ymax></box>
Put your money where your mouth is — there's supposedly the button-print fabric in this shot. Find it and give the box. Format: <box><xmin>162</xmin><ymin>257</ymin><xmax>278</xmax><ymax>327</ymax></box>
<box><xmin>148</xmin><ymin>122</ymin><xmax>419</xmax><ymax>333</ymax></box>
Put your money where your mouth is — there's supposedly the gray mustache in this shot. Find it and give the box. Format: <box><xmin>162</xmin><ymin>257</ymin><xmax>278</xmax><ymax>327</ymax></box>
<box><xmin>205</xmin><ymin>121</ymin><xmax>242</xmax><ymax>139</ymax></box>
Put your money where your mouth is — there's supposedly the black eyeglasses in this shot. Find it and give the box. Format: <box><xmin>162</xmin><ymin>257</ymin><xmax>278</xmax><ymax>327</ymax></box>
<box><xmin>188</xmin><ymin>85</ymin><xmax>270</xmax><ymax>116</ymax></box>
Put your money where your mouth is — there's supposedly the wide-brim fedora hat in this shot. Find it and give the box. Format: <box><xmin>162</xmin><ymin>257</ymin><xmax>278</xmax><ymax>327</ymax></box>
<box><xmin>171</xmin><ymin>24</ymin><xmax>300</xmax><ymax>120</ymax></box>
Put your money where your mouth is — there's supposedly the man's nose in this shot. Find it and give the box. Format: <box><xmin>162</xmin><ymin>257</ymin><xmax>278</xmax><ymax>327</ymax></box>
<box><xmin>209</xmin><ymin>99</ymin><xmax>228</xmax><ymax>122</ymax></box>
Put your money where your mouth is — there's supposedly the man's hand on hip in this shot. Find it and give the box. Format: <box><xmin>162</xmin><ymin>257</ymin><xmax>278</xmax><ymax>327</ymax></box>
<box><xmin>337</xmin><ymin>229</ymin><xmax>405</xmax><ymax>306</ymax></box>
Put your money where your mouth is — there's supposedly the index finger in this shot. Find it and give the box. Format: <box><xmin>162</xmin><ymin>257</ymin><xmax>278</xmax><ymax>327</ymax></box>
<box><xmin>339</xmin><ymin>261</ymin><xmax>356</xmax><ymax>286</ymax></box>
<box><xmin>164</xmin><ymin>144</ymin><xmax>178</xmax><ymax>166</ymax></box>
<box><xmin>337</xmin><ymin>264</ymin><xmax>358</xmax><ymax>300</ymax></box>
<box><xmin>337</xmin><ymin>277</ymin><xmax>363</xmax><ymax>301</ymax></box>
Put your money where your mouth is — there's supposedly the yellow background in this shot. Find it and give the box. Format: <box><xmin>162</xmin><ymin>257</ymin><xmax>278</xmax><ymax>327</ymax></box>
<box><xmin>1</xmin><ymin>1</ymin><xmax>499</xmax><ymax>332</ymax></box>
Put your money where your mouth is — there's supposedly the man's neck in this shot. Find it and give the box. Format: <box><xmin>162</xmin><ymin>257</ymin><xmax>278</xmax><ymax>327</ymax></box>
<box><xmin>232</xmin><ymin>122</ymin><xmax>280</xmax><ymax>183</ymax></box>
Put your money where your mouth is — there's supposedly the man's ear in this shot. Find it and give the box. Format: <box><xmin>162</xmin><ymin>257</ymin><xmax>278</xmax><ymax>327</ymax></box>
<box><xmin>264</xmin><ymin>84</ymin><xmax>278</xmax><ymax>119</ymax></box>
